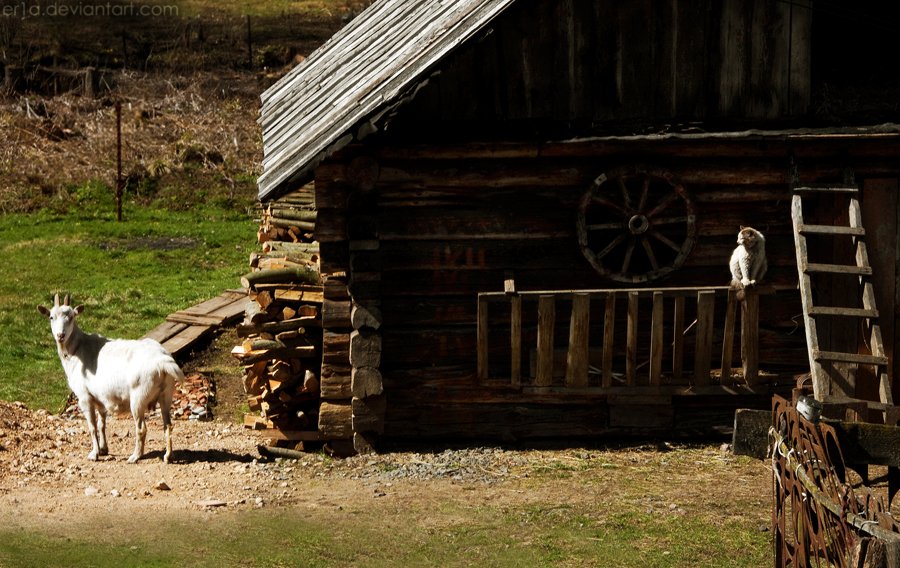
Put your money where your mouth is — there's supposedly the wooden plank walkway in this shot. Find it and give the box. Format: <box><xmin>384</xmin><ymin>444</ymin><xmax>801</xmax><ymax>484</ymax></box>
<box><xmin>144</xmin><ymin>289</ymin><xmax>246</xmax><ymax>358</ymax></box>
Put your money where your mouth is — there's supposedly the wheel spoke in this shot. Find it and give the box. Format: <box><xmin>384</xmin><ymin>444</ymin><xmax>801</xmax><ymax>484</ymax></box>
<box><xmin>587</xmin><ymin>222</ymin><xmax>625</xmax><ymax>231</ymax></box>
<box><xmin>618</xmin><ymin>177</ymin><xmax>632</xmax><ymax>211</ymax></box>
<box><xmin>637</xmin><ymin>175</ymin><xmax>650</xmax><ymax>211</ymax></box>
<box><xmin>641</xmin><ymin>237</ymin><xmax>659</xmax><ymax>270</ymax></box>
<box><xmin>592</xmin><ymin>196</ymin><xmax>629</xmax><ymax>217</ymax></box>
<box><xmin>594</xmin><ymin>233</ymin><xmax>627</xmax><ymax>260</ymax></box>
<box><xmin>621</xmin><ymin>238</ymin><xmax>636</xmax><ymax>273</ymax></box>
<box><xmin>645</xmin><ymin>192</ymin><xmax>679</xmax><ymax>218</ymax></box>
<box><xmin>648</xmin><ymin>215</ymin><xmax>687</xmax><ymax>225</ymax></box>
<box><xmin>649</xmin><ymin>229</ymin><xmax>682</xmax><ymax>252</ymax></box>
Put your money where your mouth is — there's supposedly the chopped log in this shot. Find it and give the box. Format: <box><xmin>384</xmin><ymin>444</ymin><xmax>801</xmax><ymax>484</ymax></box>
<box><xmin>351</xmin><ymin>303</ymin><xmax>383</xmax><ymax>330</ymax></box>
<box><xmin>262</xmin><ymin>241</ymin><xmax>320</xmax><ymax>255</ymax></box>
<box><xmin>323</xmin><ymin>331</ymin><xmax>350</xmax><ymax>364</ymax></box>
<box><xmin>237</xmin><ymin>316</ymin><xmax>321</xmax><ymax>337</ymax></box>
<box><xmin>274</xmin><ymin>288</ymin><xmax>324</xmax><ymax>304</ymax></box>
<box><xmin>267</xmin><ymin>207</ymin><xmax>317</xmax><ymax>223</ymax></box>
<box><xmin>349</xmin><ymin>329</ymin><xmax>381</xmax><ymax>368</ymax></box>
<box><xmin>266</xmin><ymin>217</ymin><xmax>315</xmax><ymax>232</ymax></box>
<box><xmin>231</xmin><ymin>344</ymin><xmax>316</xmax><ymax>364</ymax></box>
<box><xmin>352</xmin><ymin>366</ymin><xmax>383</xmax><ymax>398</ymax></box>
<box><xmin>241</xmin><ymin>266</ymin><xmax>321</xmax><ymax>289</ymax></box>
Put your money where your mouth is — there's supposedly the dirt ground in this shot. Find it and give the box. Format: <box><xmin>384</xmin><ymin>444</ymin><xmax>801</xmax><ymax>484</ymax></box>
<box><xmin>0</xmin><ymin>393</ymin><xmax>774</xmax><ymax>536</ymax></box>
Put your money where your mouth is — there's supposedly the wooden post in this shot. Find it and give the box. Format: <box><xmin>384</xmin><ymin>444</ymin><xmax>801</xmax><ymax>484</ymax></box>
<box><xmin>510</xmin><ymin>295</ymin><xmax>522</xmax><ymax>387</ymax></box>
<box><xmin>672</xmin><ymin>296</ymin><xmax>685</xmax><ymax>382</ymax></box>
<box><xmin>476</xmin><ymin>296</ymin><xmax>488</xmax><ymax>383</ymax></box>
<box><xmin>694</xmin><ymin>291</ymin><xmax>715</xmax><ymax>386</ymax></box>
<box><xmin>626</xmin><ymin>292</ymin><xmax>639</xmax><ymax>386</ymax></box>
<box><xmin>720</xmin><ymin>288</ymin><xmax>737</xmax><ymax>385</ymax></box>
<box><xmin>602</xmin><ymin>292</ymin><xmax>616</xmax><ymax>388</ymax></box>
<box><xmin>536</xmin><ymin>295</ymin><xmax>555</xmax><ymax>387</ymax></box>
<box><xmin>566</xmin><ymin>293</ymin><xmax>590</xmax><ymax>387</ymax></box>
<box><xmin>649</xmin><ymin>292</ymin><xmax>664</xmax><ymax>386</ymax></box>
<box><xmin>741</xmin><ymin>290</ymin><xmax>760</xmax><ymax>385</ymax></box>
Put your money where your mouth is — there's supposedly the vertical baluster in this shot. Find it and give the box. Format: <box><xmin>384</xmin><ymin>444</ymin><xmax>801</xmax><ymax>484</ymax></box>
<box><xmin>720</xmin><ymin>288</ymin><xmax>737</xmax><ymax>386</ymax></box>
<box><xmin>510</xmin><ymin>295</ymin><xmax>522</xmax><ymax>387</ymax></box>
<box><xmin>672</xmin><ymin>296</ymin><xmax>685</xmax><ymax>382</ymax></box>
<box><xmin>536</xmin><ymin>295</ymin><xmax>555</xmax><ymax>387</ymax></box>
<box><xmin>602</xmin><ymin>292</ymin><xmax>616</xmax><ymax>388</ymax></box>
<box><xmin>477</xmin><ymin>296</ymin><xmax>488</xmax><ymax>383</ymax></box>
<box><xmin>566</xmin><ymin>293</ymin><xmax>590</xmax><ymax>387</ymax></box>
<box><xmin>742</xmin><ymin>290</ymin><xmax>760</xmax><ymax>385</ymax></box>
<box><xmin>649</xmin><ymin>292</ymin><xmax>664</xmax><ymax>386</ymax></box>
<box><xmin>694</xmin><ymin>291</ymin><xmax>715</xmax><ymax>386</ymax></box>
<box><xmin>626</xmin><ymin>292</ymin><xmax>639</xmax><ymax>386</ymax></box>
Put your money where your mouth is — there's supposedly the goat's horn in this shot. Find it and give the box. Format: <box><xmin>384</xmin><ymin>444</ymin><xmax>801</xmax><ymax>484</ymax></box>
<box><xmin>63</xmin><ymin>294</ymin><xmax>71</xmax><ymax>306</ymax></box>
<box><xmin>53</xmin><ymin>293</ymin><xmax>60</xmax><ymax>307</ymax></box>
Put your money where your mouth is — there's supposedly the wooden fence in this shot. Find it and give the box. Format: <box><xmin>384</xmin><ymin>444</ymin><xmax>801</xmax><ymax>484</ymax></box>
<box><xmin>477</xmin><ymin>286</ymin><xmax>760</xmax><ymax>390</ymax></box>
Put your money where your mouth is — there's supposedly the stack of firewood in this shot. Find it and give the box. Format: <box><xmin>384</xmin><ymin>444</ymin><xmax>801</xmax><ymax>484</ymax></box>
<box><xmin>232</xmin><ymin>184</ymin><xmax>324</xmax><ymax>442</ymax></box>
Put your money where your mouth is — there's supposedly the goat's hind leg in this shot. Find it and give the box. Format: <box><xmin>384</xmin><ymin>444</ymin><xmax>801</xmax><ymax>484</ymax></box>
<box><xmin>128</xmin><ymin>401</ymin><xmax>148</xmax><ymax>464</ymax></box>
<box><xmin>95</xmin><ymin>409</ymin><xmax>109</xmax><ymax>457</ymax></box>
<box><xmin>159</xmin><ymin>377</ymin><xmax>175</xmax><ymax>464</ymax></box>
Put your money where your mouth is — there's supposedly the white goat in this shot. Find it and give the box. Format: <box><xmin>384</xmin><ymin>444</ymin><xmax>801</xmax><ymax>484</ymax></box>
<box><xmin>38</xmin><ymin>294</ymin><xmax>182</xmax><ymax>463</ymax></box>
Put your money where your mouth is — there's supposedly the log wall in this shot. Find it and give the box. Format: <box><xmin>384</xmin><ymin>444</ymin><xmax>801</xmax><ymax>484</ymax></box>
<box><xmin>315</xmin><ymin>136</ymin><xmax>900</xmax><ymax>441</ymax></box>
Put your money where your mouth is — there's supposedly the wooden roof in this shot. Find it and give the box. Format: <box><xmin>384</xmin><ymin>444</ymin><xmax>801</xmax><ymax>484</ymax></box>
<box><xmin>257</xmin><ymin>0</ymin><xmax>517</xmax><ymax>202</ymax></box>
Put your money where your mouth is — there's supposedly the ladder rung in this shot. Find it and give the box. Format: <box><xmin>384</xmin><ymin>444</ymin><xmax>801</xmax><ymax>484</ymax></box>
<box><xmin>798</xmin><ymin>224</ymin><xmax>866</xmax><ymax>236</ymax></box>
<box><xmin>814</xmin><ymin>350</ymin><xmax>889</xmax><ymax>366</ymax></box>
<box><xmin>793</xmin><ymin>185</ymin><xmax>859</xmax><ymax>194</ymax></box>
<box><xmin>805</xmin><ymin>263</ymin><xmax>873</xmax><ymax>276</ymax></box>
<box><xmin>808</xmin><ymin>306</ymin><xmax>879</xmax><ymax>318</ymax></box>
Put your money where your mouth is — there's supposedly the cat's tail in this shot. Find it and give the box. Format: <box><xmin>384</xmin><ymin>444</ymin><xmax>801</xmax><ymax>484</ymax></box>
<box><xmin>730</xmin><ymin>280</ymin><xmax>746</xmax><ymax>302</ymax></box>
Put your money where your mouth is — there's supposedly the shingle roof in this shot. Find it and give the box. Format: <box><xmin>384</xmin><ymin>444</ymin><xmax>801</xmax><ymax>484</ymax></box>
<box><xmin>257</xmin><ymin>0</ymin><xmax>517</xmax><ymax>201</ymax></box>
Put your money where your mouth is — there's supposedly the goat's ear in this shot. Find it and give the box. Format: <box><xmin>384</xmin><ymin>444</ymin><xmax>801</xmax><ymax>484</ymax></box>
<box><xmin>74</xmin><ymin>305</ymin><xmax>85</xmax><ymax>315</ymax></box>
<box><xmin>37</xmin><ymin>305</ymin><xmax>50</xmax><ymax>317</ymax></box>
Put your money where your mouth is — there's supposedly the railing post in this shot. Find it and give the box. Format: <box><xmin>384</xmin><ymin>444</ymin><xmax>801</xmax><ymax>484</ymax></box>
<box><xmin>536</xmin><ymin>295</ymin><xmax>556</xmax><ymax>386</ymax></box>
<box><xmin>626</xmin><ymin>292</ymin><xmax>639</xmax><ymax>386</ymax></box>
<box><xmin>649</xmin><ymin>292</ymin><xmax>664</xmax><ymax>386</ymax></box>
<box><xmin>672</xmin><ymin>296</ymin><xmax>685</xmax><ymax>382</ymax></box>
<box><xmin>694</xmin><ymin>291</ymin><xmax>715</xmax><ymax>386</ymax></box>
<box><xmin>602</xmin><ymin>292</ymin><xmax>616</xmax><ymax>388</ymax></box>
<box><xmin>477</xmin><ymin>295</ymin><xmax>488</xmax><ymax>383</ymax></box>
<box><xmin>742</xmin><ymin>289</ymin><xmax>760</xmax><ymax>385</ymax></box>
<box><xmin>510</xmin><ymin>295</ymin><xmax>522</xmax><ymax>387</ymax></box>
<box><xmin>566</xmin><ymin>293</ymin><xmax>590</xmax><ymax>387</ymax></box>
<box><xmin>720</xmin><ymin>288</ymin><xmax>737</xmax><ymax>385</ymax></box>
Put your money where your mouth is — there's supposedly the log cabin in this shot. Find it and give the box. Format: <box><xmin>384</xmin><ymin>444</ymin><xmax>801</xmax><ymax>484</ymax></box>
<box><xmin>256</xmin><ymin>0</ymin><xmax>900</xmax><ymax>452</ymax></box>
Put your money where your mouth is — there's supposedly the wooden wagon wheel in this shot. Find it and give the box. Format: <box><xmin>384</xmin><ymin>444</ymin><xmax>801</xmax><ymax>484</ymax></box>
<box><xmin>577</xmin><ymin>167</ymin><xmax>696</xmax><ymax>283</ymax></box>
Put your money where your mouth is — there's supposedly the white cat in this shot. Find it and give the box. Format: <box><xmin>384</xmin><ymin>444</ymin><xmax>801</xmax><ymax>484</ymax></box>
<box><xmin>729</xmin><ymin>226</ymin><xmax>767</xmax><ymax>296</ymax></box>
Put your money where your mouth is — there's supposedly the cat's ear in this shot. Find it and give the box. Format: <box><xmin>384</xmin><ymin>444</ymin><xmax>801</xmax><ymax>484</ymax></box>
<box><xmin>739</xmin><ymin>225</ymin><xmax>745</xmax><ymax>230</ymax></box>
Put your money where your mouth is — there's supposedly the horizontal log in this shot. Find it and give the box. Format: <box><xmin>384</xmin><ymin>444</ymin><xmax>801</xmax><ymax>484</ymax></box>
<box><xmin>236</xmin><ymin>316</ymin><xmax>320</xmax><ymax>337</ymax></box>
<box><xmin>322</xmin><ymin>331</ymin><xmax>350</xmax><ymax>364</ymax></box>
<box><xmin>267</xmin><ymin>207</ymin><xmax>317</xmax><ymax>223</ymax></box>
<box><xmin>231</xmin><ymin>344</ymin><xmax>317</xmax><ymax>364</ymax></box>
<box><xmin>318</xmin><ymin>401</ymin><xmax>353</xmax><ymax>439</ymax></box>
<box><xmin>262</xmin><ymin>241</ymin><xmax>320</xmax><ymax>254</ymax></box>
<box><xmin>321</xmin><ymin>362</ymin><xmax>352</xmax><ymax>400</ymax></box>
<box><xmin>266</xmin><ymin>217</ymin><xmax>315</xmax><ymax>231</ymax></box>
<box><xmin>323</xmin><ymin>299</ymin><xmax>352</xmax><ymax>329</ymax></box>
<box><xmin>351</xmin><ymin>302</ymin><xmax>383</xmax><ymax>330</ymax></box>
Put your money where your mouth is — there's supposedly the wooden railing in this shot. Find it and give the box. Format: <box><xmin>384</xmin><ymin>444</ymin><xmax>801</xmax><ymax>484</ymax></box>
<box><xmin>477</xmin><ymin>286</ymin><xmax>760</xmax><ymax>389</ymax></box>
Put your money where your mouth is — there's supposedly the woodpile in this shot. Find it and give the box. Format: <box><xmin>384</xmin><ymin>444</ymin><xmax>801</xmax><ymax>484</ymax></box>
<box><xmin>232</xmin><ymin>183</ymin><xmax>325</xmax><ymax>447</ymax></box>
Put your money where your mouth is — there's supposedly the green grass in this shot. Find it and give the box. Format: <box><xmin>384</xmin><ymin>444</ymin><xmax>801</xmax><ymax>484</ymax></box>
<box><xmin>0</xmin><ymin>500</ymin><xmax>769</xmax><ymax>568</ymax></box>
<box><xmin>0</xmin><ymin>183</ymin><xmax>256</xmax><ymax>410</ymax></box>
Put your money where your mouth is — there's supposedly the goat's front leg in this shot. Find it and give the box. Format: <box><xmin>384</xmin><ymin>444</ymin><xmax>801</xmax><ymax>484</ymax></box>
<box><xmin>78</xmin><ymin>399</ymin><xmax>101</xmax><ymax>461</ymax></box>
<box><xmin>128</xmin><ymin>414</ymin><xmax>148</xmax><ymax>464</ymax></box>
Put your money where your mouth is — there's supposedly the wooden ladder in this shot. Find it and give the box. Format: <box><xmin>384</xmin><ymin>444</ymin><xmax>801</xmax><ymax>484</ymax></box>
<box><xmin>790</xmin><ymin>181</ymin><xmax>894</xmax><ymax>410</ymax></box>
